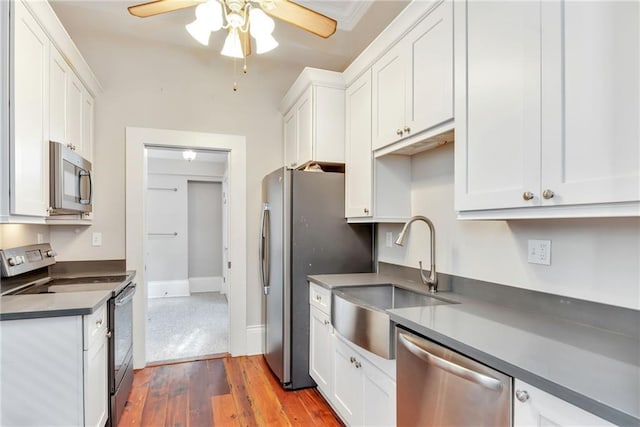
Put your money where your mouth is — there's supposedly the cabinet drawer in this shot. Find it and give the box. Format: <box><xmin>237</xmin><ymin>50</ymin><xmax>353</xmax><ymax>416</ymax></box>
<box><xmin>309</xmin><ymin>282</ymin><xmax>331</xmax><ymax>314</ymax></box>
<box><xmin>84</xmin><ymin>302</ymin><xmax>107</xmax><ymax>350</ymax></box>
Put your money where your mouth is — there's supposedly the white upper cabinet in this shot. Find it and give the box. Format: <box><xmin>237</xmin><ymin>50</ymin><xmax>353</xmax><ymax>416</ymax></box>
<box><xmin>49</xmin><ymin>46</ymin><xmax>68</xmax><ymax>144</ymax></box>
<box><xmin>345</xmin><ymin>70</ymin><xmax>373</xmax><ymax>218</ymax></box>
<box><xmin>2</xmin><ymin>0</ymin><xmax>100</xmax><ymax>223</ymax></box>
<box><xmin>81</xmin><ymin>88</ymin><xmax>94</xmax><ymax>162</ymax></box>
<box><xmin>67</xmin><ymin>71</ymin><xmax>83</xmax><ymax>154</ymax></box>
<box><xmin>280</xmin><ymin>68</ymin><xmax>345</xmax><ymax>169</ymax></box>
<box><xmin>372</xmin><ymin>0</ymin><xmax>453</xmax><ymax>151</ymax></box>
<box><xmin>455</xmin><ymin>0</ymin><xmax>640</xmax><ymax>218</ymax></box>
<box><xmin>540</xmin><ymin>1</ymin><xmax>639</xmax><ymax>208</ymax></box>
<box><xmin>11</xmin><ymin>0</ymin><xmax>50</xmax><ymax>218</ymax></box>
<box><xmin>50</xmin><ymin>44</ymin><xmax>91</xmax><ymax>159</ymax></box>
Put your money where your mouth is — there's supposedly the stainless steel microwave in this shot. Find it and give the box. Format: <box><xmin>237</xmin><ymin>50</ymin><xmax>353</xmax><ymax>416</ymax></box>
<box><xmin>49</xmin><ymin>141</ymin><xmax>92</xmax><ymax>215</ymax></box>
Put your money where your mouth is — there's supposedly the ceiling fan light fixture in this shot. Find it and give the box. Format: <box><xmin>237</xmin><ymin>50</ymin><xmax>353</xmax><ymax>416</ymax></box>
<box><xmin>198</xmin><ymin>0</ymin><xmax>223</xmax><ymax>31</ymax></box>
<box><xmin>221</xmin><ymin>28</ymin><xmax>244</xmax><ymax>58</ymax></box>
<box><xmin>255</xmin><ymin>33</ymin><xmax>278</xmax><ymax>54</ymax></box>
<box><xmin>186</xmin><ymin>19</ymin><xmax>212</xmax><ymax>45</ymax></box>
<box><xmin>182</xmin><ymin>150</ymin><xmax>197</xmax><ymax>161</ymax></box>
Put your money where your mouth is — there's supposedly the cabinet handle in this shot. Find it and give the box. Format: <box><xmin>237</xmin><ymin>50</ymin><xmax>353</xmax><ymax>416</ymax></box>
<box><xmin>323</xmin><ymin>319</ymin><xmax>330</xmax><ymax>325</ymax></box>
<box><xmin>96</xmin><ymin>319</ymin><xmax>103</xmax><ymax>327</ymax></box>
<box><xmin>515</xmin><ymin>390</ymin><xmax>530</xmax><ymax>403</ymax></box>
<box><xmin>363</xmin><ymin>208</ymin><xmax>369</xmax><ymax>215</ymax></box>
<box><xmin>522</xmin><ymin>191</ymin><xmax>535</xmax><ymax>201</ymax></box>
<box><xmin>542</xmin><ymin>189</ymin><xmax>555</xmax><ymax>199</ymax></box>
<box><xmin>106</xmin><ymin>330</ymin><xmax>112</xmax><ymax>338</ymax></box>
<box><xmin>316</xmin><ymin>294</ymin><xmax>322</xmax><ymax>301</ymax></box>
<box><xmin>396</xmin><ymin>129</ymin><xmax>403</xmax><ymax>136</ymax></box>
<box><xmin>349</xmin><ymin>356</ymin><xmax>356</xmax><ymax>364</ymax></box>
<box><xmin>404</xmin><ymin>126</ymin><xmax>411</xmax><ymax>134</ymax></box>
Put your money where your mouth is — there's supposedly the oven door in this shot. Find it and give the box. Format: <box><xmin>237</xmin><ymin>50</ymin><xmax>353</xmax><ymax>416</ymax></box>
<box><xmin>50</xmin><ymin>141</ymin><xmax>93</xmax><ymax>214</ymax></box>
<box><xmin>111</xmin><ymin>283</ymin><xmax>136</xmax><ymax>392</ymax></box>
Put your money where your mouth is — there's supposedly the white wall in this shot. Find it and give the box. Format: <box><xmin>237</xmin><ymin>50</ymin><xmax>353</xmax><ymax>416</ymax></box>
<box><xmin>146</xmin><ymin>173</ymin><xmax>188</xmax><ymax>283</ymax></box>
<box><xmin>188</xmin><ymin>181</ymin><xmax>223</xmax><ymax>278</ymax></box>
<box><xmin>0</xmin><ymin>224</ymin><xmax>50</xmax><ymax>249</ymax></box>
<box><xmin>48</xmin><ymin>31</ymin><xmax>293</xmax><ymax>326</ymax></box>
<box><xmin>377</xmin><ymin>143</ymin><xmax>640</xmax><ymax>310</ymax></box>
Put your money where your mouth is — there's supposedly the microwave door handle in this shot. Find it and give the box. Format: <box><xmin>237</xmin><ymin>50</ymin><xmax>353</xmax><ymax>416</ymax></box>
<box><xmin>79</xmin><ymin>170</ymin><xmax>92</xmax><ymax>205</ymax></box>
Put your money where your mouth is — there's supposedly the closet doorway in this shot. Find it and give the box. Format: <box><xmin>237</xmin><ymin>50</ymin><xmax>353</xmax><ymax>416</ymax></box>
<box><xmin>144</xmin><ymin>147</ymin><xmax>230</xmax><ymax>364</ymax></box>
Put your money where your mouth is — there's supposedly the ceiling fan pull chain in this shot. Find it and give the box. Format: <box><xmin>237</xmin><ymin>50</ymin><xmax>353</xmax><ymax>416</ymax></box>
<box><xmin>233</xmin><ymin>57</ymin><xmax>238</xmax><ymax>92</ymax></box>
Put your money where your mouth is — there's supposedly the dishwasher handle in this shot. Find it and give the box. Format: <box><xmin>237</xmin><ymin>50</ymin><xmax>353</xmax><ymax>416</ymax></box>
<box><xmin>398</xmin><ymin>331</ymin><xmax>504</xmax><ymax>392</ymax></box>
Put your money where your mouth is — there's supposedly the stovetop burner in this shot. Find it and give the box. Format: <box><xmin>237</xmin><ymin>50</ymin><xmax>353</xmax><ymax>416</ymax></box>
<box><xmin>8</xmin><ymin>275</ymin><xmax>130</xmax><ymax>295</ymax></box>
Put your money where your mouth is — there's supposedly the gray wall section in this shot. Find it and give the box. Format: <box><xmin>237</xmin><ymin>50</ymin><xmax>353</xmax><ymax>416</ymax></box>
<box><xmin>188</xmin><ymin>181</ymin><xmax>223</xmax><ymax>277</ymax></box>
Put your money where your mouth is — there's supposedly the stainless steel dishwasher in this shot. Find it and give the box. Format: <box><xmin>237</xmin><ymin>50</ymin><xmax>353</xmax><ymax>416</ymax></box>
<box><xmin>396</xmin><ymin>327</ymin><xmax>512</xmax><ymax>426</ymax></box>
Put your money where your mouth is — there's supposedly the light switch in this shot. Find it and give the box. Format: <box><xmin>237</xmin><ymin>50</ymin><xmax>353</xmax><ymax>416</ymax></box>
<box><xmin>528</xmin><ymin>240</ymin><xmax>551</xmax><ymax>265</ymax></box>
<box><xmin>36</xmin><ymin>233</ymin><xmax>44</xmax><ymax>243</ymax></box>
<box><xmin>92</xmin><ymin>232</ymin><xmax>102</xmax><ymax>247</ymax></box>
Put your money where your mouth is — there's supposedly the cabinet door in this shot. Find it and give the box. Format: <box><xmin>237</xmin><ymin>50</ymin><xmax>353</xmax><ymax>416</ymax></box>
<box><xmin>82</xmin><ymin>88</ymin><xmax>94</xmax><ymax>162</ymax></box>
<box><xmin>513</xmin><ymin>380</ymin><xmax>613</xmax><ymax>426</ymax></box>
<box><xmin>406</xmin><ymin>0</ymin><xmax>453</xmax><ymax>135</ymax></box>
<box><xmin>296</xmin><ymin>87</ymin><xmax>313</xmax><ymax>166</ymax></box>
<box><xmin>85</xmin><ymin>334</ymin><xmax>108</xmax><ymax>427</ymax></box>
<box><xmin>49</xmin><ymin>46</ymin><xmax>68</xmax><ymax>144</ymax></box>
<box><xmin>309</xmin><ymin>306</ymin><xmax>332</xmax><ymax>396</ymax></box>
<box><xmin>362</xmin><ymin>362</ymin><xmax>396</xmax><ymax>427</ymax></box>
<box><xmin>345</xmin><ymin>70</ymin><xmax>373</xmax><ymax>218</ymax></box>
<box><xmin>540</xmin><ymin>0</ymin><xmax>639</xmax><ymax>207</ymax></box>
<box><xmin>67</xmin><ymin>71</ymin><xmax>83</xmax><ymax>154</ymax></box>
<box><xmin>454</xmin><ymin>0</ymin><xmax>542</xmax><ymax>211</ymax></box>
<box><xmin>372</xmin><ymin>44</ymin><xmax>405</xmax><ymax>150</ymax></box>
<box><xmin>332</xmin><ymin>336</ymin><xmax>363</xmax><ymax>426</ymax></box>
<box><xmin>11</xmin><ymin>0</ymin><xmax>49</xmax><ymax>217</ymax></box>
<box><xmin>284</xmin><ymin>108</ymin><xmax>297</xmax><ymax>168</ymax></box>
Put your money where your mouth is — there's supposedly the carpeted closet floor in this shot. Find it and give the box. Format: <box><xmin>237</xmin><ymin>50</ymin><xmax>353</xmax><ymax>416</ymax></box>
<box><xmin>146</xmin><ymin>292</ymin><xmax>228</xmax><ymax>363</ymax></box>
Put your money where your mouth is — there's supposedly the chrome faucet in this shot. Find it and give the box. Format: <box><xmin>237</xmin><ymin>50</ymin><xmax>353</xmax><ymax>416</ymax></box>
<box><xmin>394</xmin><ymin>215</ymin><xmax>438</xmax><ymax>293</ymax></box>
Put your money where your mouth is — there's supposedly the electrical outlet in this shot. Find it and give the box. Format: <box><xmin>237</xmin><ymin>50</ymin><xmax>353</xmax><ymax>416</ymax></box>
<box><xmin>385</xmin><ymin>232</ymin><xmax>393</xmax><ymax>248</ymax></box>
<box><xmin>528</xmin><ymin>240</ymin><xmax>551</xmax><ymax>265</ymax></box>
<box><xmin>92</xmin><ymin>232</ymin><xmax>102</xmax><ymax>247</ymax></box>
<box><xmin>36</xmin><ymin>233</ymin><xmax>44</xmax><ymax>244</ymax></box>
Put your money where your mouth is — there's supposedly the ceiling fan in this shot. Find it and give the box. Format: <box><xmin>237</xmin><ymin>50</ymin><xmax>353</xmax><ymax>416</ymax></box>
<box><xmin>128</xmin><ymin>0</ymin><xmax>338</xmax><ymax>57</ymax></box>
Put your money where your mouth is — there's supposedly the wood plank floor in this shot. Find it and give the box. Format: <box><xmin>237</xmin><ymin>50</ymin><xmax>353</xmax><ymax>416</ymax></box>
<box><xmin>118</xmin><ymin>355</ymin><xmax>344</xmax><ymax>427</ymax></box>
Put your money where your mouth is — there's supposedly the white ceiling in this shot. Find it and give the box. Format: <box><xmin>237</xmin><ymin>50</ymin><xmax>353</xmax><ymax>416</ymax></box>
<box><xmin>49</xmin><ymin>0</ymin><xmax>410</xmax><ymax>72</ymax></box>
<box><xmin>146</xmin><ymin>147</ymin><xmax>229</xmax><ymax>163</ymax></box>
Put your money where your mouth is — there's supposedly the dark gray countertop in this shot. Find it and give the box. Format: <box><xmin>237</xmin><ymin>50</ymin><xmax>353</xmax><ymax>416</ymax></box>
<box><xmin>308</xmin><ymin>272</ymin><xmax>640</xmax><ymax>426</ymax></box>
<box><xmin>0</xmin><ymin>271</ymin><xmax>136</xmax><ymax>320</ymax></box>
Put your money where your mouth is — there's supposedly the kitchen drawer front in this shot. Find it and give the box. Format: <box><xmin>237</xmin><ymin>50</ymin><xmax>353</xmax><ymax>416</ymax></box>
<box><xmin>309</xmin><ymin>282</ymin><xmax>331</xmax><ymax>314</ymax></box>
<box><xmin>84</xmin><ymin>302</ymin><xmax>107</xmax><ymax>350</ymax></box>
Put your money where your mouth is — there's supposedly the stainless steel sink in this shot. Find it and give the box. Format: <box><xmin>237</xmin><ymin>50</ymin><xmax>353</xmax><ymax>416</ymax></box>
<box><xmin>332</xmin><ymin>284</ymin><xmax>456</xmax><ymax>359</ymax></box>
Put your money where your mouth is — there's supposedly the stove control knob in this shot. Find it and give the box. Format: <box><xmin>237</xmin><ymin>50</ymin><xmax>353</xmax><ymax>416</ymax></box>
<box><xmin>8</xmin><ymin>256</ymin><xmax>24</xmax><ymax>266</ymax></box>
<box><xmin>45</xmin><ymin>250</ymin><xmax>57</xmax><ymax>258</ymax></box>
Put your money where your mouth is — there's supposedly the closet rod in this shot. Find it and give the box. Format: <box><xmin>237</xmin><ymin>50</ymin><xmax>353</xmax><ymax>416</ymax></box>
<box><xmin>148</xmin><ymin>187</ymin><xmax>178</xmax><ymax>192</ymax></box>
<box><xmin>147</xmin><ymin>232</ymin><xmax>178</xmax><ymax>237</ymax></box>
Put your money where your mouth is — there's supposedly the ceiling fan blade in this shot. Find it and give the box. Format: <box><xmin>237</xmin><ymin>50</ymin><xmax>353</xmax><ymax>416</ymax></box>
<box><xmin>128</xmin><ymin>0</ymin><xmax>203</xmax><ymax>18</ymax></box>
<box><xmin>261</xmin><ymin>0</ymin><xmax>337</xmax><ymax>39</ymax></box>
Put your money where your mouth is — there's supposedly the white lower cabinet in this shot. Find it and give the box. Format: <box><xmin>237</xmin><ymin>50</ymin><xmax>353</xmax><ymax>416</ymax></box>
<box><xmin>309</xmin><ymin>305</ymin><xmax>333</xmax><ymax>397</ymax></box>
<box><xmin>331</xmin><ymin>333</ymin><xmax>396</xmax><ymax>427</ymax></box>
<box><xmin>514</xmin><ymin>379</ymin><xmax>613</xmax><ymax>427</ymax></box>
<box><xmin>0</xmin><ymin>303</ymin><xmax>109</xmax><ymax>427</ymax></box>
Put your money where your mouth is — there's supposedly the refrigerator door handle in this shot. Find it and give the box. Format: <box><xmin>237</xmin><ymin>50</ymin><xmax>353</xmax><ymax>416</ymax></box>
<box><xmin>260</xmin><ymin>203</ymin><xmax>270</xmax><ymax>295</ymax></box>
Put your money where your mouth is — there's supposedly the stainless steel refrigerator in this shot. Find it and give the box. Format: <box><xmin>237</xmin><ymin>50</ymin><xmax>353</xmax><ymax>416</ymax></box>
<box><xmin>260</xmin><ymin>167</ymin><xmax>373</xmax><ymax>390</ymax></box>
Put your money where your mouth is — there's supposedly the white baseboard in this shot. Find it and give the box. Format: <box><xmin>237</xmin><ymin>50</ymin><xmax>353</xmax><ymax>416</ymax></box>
<box><xmin>245</xmin><ymin>325</ymin><xmax>264</xmax><ymax>356</ymax></box>
<box><xmin>189</xmin><ymin>276</ymin><xmax>223</xmax><ymax>293</ymax></box>
<box><xmin>147</xmin><ymin>279</ymin><xmax>190</xmax><ymax>298</ymax></box>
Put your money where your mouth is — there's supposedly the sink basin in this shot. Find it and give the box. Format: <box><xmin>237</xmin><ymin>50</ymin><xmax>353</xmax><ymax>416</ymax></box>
<box><xmin>332</xmin><ymin>284</ymin><xmax>455</xmax><ymax>359</ymax></box>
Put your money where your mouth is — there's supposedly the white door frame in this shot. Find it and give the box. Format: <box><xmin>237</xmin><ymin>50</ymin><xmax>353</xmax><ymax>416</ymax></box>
<box><xmin>125</xmin><ymin>127</ymin><xmax>247</xmax><ymax>368</ymax></box>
